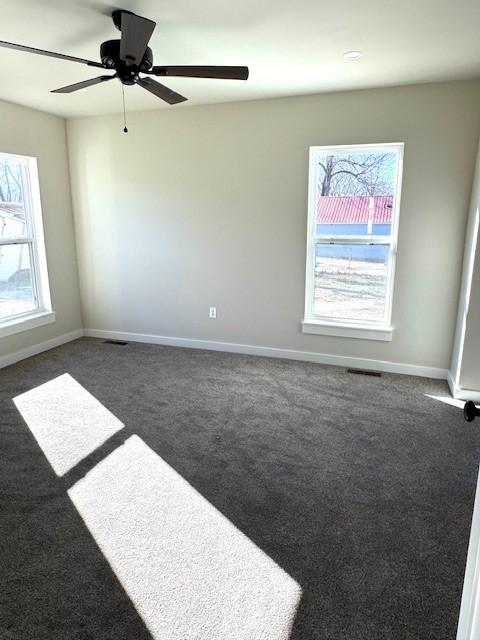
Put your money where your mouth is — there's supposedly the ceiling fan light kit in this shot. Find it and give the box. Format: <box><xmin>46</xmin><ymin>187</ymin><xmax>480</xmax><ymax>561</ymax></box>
<box><xmin>0</xmin><ymin>8</ymin><xmax>249</xmax><ymax>130</ymax></box>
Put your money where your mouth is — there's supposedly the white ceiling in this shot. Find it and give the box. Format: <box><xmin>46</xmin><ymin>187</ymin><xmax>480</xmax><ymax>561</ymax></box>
<box><xmin>0</xmin><ymin>0</ymin><xmax>479</xmax><ymax>118</ymax></box>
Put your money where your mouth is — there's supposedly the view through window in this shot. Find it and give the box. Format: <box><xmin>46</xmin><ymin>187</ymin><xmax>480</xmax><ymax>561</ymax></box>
<box><xmin>0</xmin><ymin>153</ymin><xmax>49</xmax><ymax>323</ymax></box>
<box><xmin>305</xmin><ymin>144</ymin><xmax>403</xmax><ymax>328</ymax></box>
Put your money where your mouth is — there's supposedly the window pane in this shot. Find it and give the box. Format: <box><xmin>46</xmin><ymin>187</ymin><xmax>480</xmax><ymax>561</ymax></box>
<box><xmin>0</xmin><ymin>157</ymin><xmax>27</xmax><ymax>240</ymax></box>
<box><xmin>314</xmin><ymin>244</ymin><xmax>389</xmax><ymax>322</ymax></box>
<box><xmin>0</xmin><ymin>243</ymin><xmax>37</xmax><ymax>319</ymax></box>
<box><xmin>314</xmin><ymin>150</ymin><xmax>398</xmax><ymax>237</ymax></box>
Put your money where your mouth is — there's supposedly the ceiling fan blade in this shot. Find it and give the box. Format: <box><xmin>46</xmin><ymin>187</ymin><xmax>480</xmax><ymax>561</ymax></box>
<box><xmin>149</xmin><ymin>66</ymin><xmax>249</xmax><ymax>80</ymax></box>
<box><xmin>136</xmin><ymin>77</ymin><xmax>187</xmax><ymax>105</ymax></box>
<box><xmin>0</xmin><ymin>40</ymin><xmax>105</xmax><ymax>68</ymax></box>
<box><xmin>51</xmin><ymin>75</ymin><xmax>116</xmax><ymax>94</ymax></box>
<box><xmin>120</xmin><ymin>12</ymin><xmax>156</xmax><ymax>67</ymax></box>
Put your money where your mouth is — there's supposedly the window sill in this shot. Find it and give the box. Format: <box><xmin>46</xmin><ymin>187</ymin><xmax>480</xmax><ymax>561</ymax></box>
<box><xmin>0</xmin><ymin>310</ymin><xmax>56</xmax><ymax>338</ymax></box>
<box><xmin>302</xmin><ymin>319</ymin><xmax>393</xmax><ymax>341</ymax></box>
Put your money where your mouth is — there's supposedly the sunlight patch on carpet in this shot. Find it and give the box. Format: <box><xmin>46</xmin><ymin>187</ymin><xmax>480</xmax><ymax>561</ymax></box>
<box><xmin>425</xmin><ymin>394</ymin><xmax>465</xmax><ymax>409</ymax></box>
<box><xmin>13</xmin><ymin>373</ymin><xmax>124</xmax><ymax>476</ymax></box>
<box><xmin>68</xmin><ymin>435</ymin><xmax>301</xmax><ymax>640</ymax></box>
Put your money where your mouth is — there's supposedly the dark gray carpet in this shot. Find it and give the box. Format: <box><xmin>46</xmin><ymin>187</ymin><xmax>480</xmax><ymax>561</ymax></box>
<box><xmin>0</xmin><ymin>337</ymin><xmax>479</xmax><ymax>639</ymax></box>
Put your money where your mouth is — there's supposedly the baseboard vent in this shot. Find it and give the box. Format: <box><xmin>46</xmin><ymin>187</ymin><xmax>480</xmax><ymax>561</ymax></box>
<box><xmin>346</xmin><ymin>368</ymin><xmax>382</xmax><ymax>377</ymax></box>
<box><xmin>103</xmin><ymin>340</ymin><xmax>128</xmax><ymax>346</ymax></box>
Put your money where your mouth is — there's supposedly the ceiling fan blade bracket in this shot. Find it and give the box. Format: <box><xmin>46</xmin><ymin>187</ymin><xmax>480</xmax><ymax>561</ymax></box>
<box><xmin>87</xmin><ymin>61</ymin><xmax>107</xmax><ymax>69</ymax></box>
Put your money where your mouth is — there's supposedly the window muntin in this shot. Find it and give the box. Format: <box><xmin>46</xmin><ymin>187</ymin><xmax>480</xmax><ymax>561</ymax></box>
<box><xmin>305</xmin><ymin>143</ymin><xmax>403</xmax><ymax>328</ymax></box>
<box><xmin>0</xmin><ymin>153</ymin><xmax>51</xmax><ymax>324</ymax></box>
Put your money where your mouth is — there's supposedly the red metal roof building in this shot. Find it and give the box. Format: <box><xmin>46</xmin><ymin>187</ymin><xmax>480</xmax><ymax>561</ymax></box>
<box><xmin>316</xmin><ymin>195</ymin><xmax>393</xmax><ymax>224</ymax></box>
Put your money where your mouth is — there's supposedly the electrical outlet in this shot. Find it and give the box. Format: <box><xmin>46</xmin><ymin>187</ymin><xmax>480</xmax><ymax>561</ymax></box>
<box><xmin>209</xmin><ymin>306</ymin><xmax>217</xmax><ymax>319</ymax></box>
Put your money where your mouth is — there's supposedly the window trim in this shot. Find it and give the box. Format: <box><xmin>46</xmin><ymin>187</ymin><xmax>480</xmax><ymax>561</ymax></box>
<box><xmin>0</xmin><ymin>310</ymin><xmax>56</xmax><ymax>338</ymax></box>
<box><xmin>302</xmin><ymin>319</ymin><xmax>393</xmax><ymax>341</ymax></box>
<box><xmin>303</xmin><ymin>142</ymin><xmax>404</xmax><ymax>340</ymax></box>
<box><xmin>0</xmin><ymin>153</ymin><xmax>53</xmax><ymax>336</ymax></box>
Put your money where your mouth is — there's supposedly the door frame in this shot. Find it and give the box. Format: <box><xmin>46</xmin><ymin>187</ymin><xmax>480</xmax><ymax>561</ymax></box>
<box><xmin>458</xmin><ymin>467</ymin><xmax>480</xmax><ymax>639</ymax></box>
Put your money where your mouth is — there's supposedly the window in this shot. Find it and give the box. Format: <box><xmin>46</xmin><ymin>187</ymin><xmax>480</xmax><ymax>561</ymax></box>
<box><xmin>0</xmin><ymin>152</ymin><xmax>53</xmax><ymax>337</ymax></box>
<box><xmin>303</xmin><ymin>143</ymin><xmax>403</xmax><ymax>341</ymax></box>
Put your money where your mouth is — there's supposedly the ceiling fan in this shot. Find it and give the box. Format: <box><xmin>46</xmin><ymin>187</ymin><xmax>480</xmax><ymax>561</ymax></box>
<box><xmin>0</xmin><ymin>9</ymin><xmax>249</xmax><ymax>106</ymax></box>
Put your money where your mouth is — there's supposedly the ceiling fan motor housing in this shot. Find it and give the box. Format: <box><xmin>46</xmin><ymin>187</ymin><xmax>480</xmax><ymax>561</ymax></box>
<box><xmin>100</xmin><ymin>39</ymin><xmax>153</xmax><ymax>82</ymax></box>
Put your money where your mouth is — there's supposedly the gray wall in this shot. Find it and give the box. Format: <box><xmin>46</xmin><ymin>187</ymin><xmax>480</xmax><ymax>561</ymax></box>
<box><xmin>451</xmin><ymin>138</ymin><xmax>480</xmax><ymax>393</ymax></box>
<box><xmin>67</xmin><ymin>79</ymin><xmax>480</xmax><ymax>370</ymax></box>
<box><xmin>0</xmin><ymin>99</ymin><xmax>82</xmax><ymax>359</ymax></box>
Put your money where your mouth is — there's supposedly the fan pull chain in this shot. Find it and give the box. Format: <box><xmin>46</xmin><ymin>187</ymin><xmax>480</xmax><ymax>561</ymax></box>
<box><xmin>122</xmin><ymin>84</ymin><xmax>128</xmax><ymax>133</ymax></box>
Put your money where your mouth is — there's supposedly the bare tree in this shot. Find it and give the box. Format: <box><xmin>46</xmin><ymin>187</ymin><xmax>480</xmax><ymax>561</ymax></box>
<box><xmin>0</xmin><ymin>161</ymin><xmax>23</xmax><ymax>203</ymax></box>
<box><xmin>318</xmin><ymin>153</ymin><xmax>395</xmax><ymax>196</ymax></box>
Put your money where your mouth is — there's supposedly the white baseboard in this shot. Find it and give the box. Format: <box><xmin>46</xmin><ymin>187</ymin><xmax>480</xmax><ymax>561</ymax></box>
<box><xmin>0</xmin><ymin>325</ymin><xmax>450</xmax><ymax>381</ymax></box>
<box><xmin>0</xmin><ymin>329</ymin><xmax>84</xmax><ymax>370</ymax></box>
<box><xmin>85</xmin><ymin>328</ymin><xmax>448</xmax><ymax>380</ymax></box>
<box><xmin>447</xmin><ymin>370</ymin><xmax>480</xmax><ymax>402</ymax></box>
<box><xmin>447</xmin><ymin>371</ymin><xmax>458</xmax><ymax>398</ymax></box>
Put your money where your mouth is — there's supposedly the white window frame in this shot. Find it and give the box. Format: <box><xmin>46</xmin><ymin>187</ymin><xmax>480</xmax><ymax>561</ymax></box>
<box><xmin>302</xmin><ymin>142</ymin><xmax>404</xmax><ymax>341</ymax></box>
<box><xmin>0</xmin><ymin>153</ymin><xmax>54</xmax><ymax>338</ymax></box>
